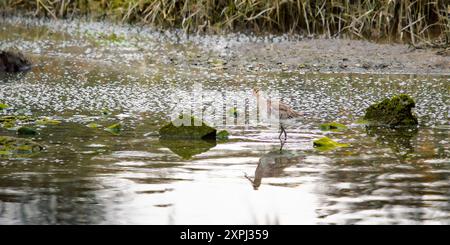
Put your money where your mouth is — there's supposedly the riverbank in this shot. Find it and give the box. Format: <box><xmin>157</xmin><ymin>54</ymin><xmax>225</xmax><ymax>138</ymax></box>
<box><xmin>1</xmin><ymin>16</ymin><xmax>449</xmax><ymax>76</ymax></box>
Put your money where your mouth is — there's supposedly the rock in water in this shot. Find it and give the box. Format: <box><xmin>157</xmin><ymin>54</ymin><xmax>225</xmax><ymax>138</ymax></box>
<box><xmin>363</xmin><ymin>94</ymin><xmax>418</xmax><ymax>127</ymax></box>
<box><xmin>0</xmin><ymin>51</ymin><xmax>32</xmax><ymax>72</ymax></box>
<box><xmin>159</xmin><ymin>115</ymin><xmax>216</xmax><ymax>140</ymax></box>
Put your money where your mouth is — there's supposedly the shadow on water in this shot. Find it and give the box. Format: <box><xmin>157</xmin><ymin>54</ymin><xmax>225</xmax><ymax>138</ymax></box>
<box><xmin>245</xmin><ymin>151</ymin><xmax>305</xmax><ymax>190</ymax></box>
<box><xmin>159</xmin><ymin>139</ymin><xmax>217</xmax><ymax>160</ymax></box>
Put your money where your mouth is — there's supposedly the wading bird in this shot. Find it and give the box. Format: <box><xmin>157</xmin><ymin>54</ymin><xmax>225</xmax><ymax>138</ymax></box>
<box><xmin>253</xmin><ymin>87</ymin><xmax>304</xmax><ymax>150</ymax></box>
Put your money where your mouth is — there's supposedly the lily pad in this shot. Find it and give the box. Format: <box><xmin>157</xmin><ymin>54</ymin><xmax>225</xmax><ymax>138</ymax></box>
<box><xmin>313</xmin><ymin>137</ymin><xmax>349</xmax><ymax>151</ymax></box>
<box><xmin>105</xmin><ymin>123</ymin><xmax>121</xmax><ymax>135</ymax></box>
<box><xmin>319</xmin><ymin>122</ymin><xmax>347</xmax><ymax>131</ymax></box>
<box><xmin>17</xmin><ymin>127</ymin><xmax>38</xmax><ymax>135</ymax></box>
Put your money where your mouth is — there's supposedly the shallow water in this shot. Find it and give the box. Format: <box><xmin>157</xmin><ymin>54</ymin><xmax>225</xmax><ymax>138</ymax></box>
<box><xmin>0</xmin><ymin>18</ymin><xmax>449</xmax><ymax>224</ymax></box>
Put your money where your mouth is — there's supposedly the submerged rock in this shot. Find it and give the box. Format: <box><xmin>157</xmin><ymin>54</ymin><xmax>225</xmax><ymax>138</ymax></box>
<box><xmin>363</xmin><ymin>94</ymin><xmax>418</xmax><ymax>127</ymax></box>
<box><xmin>0</xmin><ymin>51</ymin><xmax>32</xmax><ymax>72</ymax></box>
<box><xmin>159</xmin><ymin>115</ymin><xmax>216</xmax><ymax>140</ymax></box>
<box><xmin>313</xmin><ymin>137</ymin><xmax>349</xmax><ymax>151</ymax></box>
<box><xmin>0</xmin><ymin>136</ymin><xmax>43</xmax><ymax>156</ymax></box>
<box><xmin>17</xmin><ymin>127</ymin><xmax>38</xmax><ymax>135</ymax></box>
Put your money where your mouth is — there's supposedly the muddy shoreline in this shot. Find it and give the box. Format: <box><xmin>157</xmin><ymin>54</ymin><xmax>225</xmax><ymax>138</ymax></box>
<box><xmin>0</xmin><ymin>17</ymin><xmax>449</xmax><ymax>76</ymax></box>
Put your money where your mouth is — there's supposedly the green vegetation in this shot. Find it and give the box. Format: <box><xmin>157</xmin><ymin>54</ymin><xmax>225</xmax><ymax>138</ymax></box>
<box><xmin>105</xmin><ymin>123</ymin><xmax>122</xmax><ymax>135</ymax></box>
<box><xmin>313</xmin><ymin>136</ymin><xmax>349</xmax><ymax>151</ymax></box>
<box><xmin>216</xmin><ymin>130</ymin><xmax>230</xmax><ymax>140</ymax></box>
<box><xmin>364</xmin><ymin>94</ymin><xmax>419</xmax><ymax>127</ymax></box>
<box><xmin>2</xmin><ymin>0</ymin><xmax>448</xmax><ymax>45</ymax></box>
<box><xmin>0</xmin><ymin>136</ymin><xmax>43</xmax><ymax>156</ymax></box>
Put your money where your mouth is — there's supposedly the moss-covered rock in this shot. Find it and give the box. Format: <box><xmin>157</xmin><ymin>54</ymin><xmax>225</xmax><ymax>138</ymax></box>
<box><xmin>363</xmin><ymin>94</ymin><xmax>418</xmax><ymax>127</ymax></box>
<box><xmin>313</xmin><ymin>137</ymin><xmax>349</xmax><ymax>151</ymax></box>
<box><xmin>159</xmin><ymin>115</ymin><xmax>216</xmax><ymax>140</ymax></box>
<box><xmin>319</xmin><ymin>122</ymin><xmax>347</xmax><ymax>131</ymax></box>
<box><xmin>17</xmin><ymin>127</ymin><xmax>38</xmax><ymax>135</ymax></box>
<box><xmin>0</xmin><ymin>136</ymin><xmax>43</xmax><ymax>156</ymax></box>
<box><xmin>216</xmin><ymin>130</ymin><xmax>230</xmax><ymax>140</ymax></box>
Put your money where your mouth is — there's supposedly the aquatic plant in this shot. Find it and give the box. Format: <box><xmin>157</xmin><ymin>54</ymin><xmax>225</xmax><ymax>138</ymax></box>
<box><xmin>2</xmin><ymin>0</ymin><xmax>448</xmax><ymax>45</ymax></box>
<box><xmin>0</xmin><ymin>136</ymin><xmax>43</xmax><ymax>156</ymax></box>
<box><xmin>105</xmin><ymin>123</ymin><xmax>122</xmax><ymax>135</ymax></box>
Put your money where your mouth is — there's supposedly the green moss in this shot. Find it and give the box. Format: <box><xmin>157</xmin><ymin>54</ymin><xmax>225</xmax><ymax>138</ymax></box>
<box><xmin>363</xmin><ymin>94</ymin><xmax>418</xmax><ymax>127</ymax></box>
<box><xmin>0</xmin><ymin>103</ymin><xmax>9</xmax><ymax>110</ymax></box>
<box><xmin>313</xmin><ymin>137</ymin><xmax>349</xmax><ymax>151</ymax></box>
<box><xmin>17</xmin><ymin>127</ymin><xmax>38</xmax><ymax>135</ymax></box>
<box><xmin>159</xmin><ymin>115</ymin><xmax>216</xmax><ymax>140</ymax></box>
<box><xmin>0</xmin><ymin>136</ymin><xmax>44</xmax><ymax>156</ymax></box>
<box><xmin>160</xmin><ymin>139</ymin><xmax>216</xmax><ymax>159</ymax></box>
<box><xmin>216</xmin><ymin>130</ymin><xmax>230</xmax><ymax>140</ymax></box>
<box><xmin>319</xmin><ymin>122</ymin><xmax>347</xmax><ymax>131</ymax></box>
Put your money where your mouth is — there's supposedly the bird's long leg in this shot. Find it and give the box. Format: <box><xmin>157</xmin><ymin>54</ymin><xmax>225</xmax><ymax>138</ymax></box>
<box><xmin>279</xmin><ymin>125</ymin><xmax>286</xmax><ymax>152</ymax></box>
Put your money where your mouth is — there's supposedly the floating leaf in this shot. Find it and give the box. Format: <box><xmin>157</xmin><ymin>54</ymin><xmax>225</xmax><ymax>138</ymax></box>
<box><xmin>87</xmin><ymin>123</ymin><xmax>101</xmax><ymax>128</ymax></box>
<box><xmin>105</xmin><ymin>123</ymin><xmax>121</xmax><ymax>135</ymax></box>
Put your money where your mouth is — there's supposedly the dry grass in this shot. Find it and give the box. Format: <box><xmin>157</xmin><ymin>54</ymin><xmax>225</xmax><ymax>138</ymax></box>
<box><xmin>1</xmin><ymin>0</ymin><xmax>449</xmax><ymax>45</ymax></box>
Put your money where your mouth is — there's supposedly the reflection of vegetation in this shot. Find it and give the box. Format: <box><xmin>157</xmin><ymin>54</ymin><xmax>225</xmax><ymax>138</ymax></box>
<box><xmin>313</xmin><ymin>137</ymin><xmax>349</xmax><ymax>151</ymax></box>
<box><xmin>160</xmin><ymin>139</ymin><xmax>216</xmax><ymax>160</ymax></box>
<box><xmin>246</xmin><ymin>151</ymin><xmax>303</xmax><ymax>190</ymax></box>
<box><xmin>366</xmin><ymin>126</ymin><xmax>418</xmax><ymax>159</ymax></box>
<box><xmin>216</xmin><ymin>130</ymin><xmax>230</xmax><ymax>140</ymax></box>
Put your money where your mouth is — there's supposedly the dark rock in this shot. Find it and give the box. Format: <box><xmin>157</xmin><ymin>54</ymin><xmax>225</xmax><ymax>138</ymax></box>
<box><xmin>363</xmin><ymin>94</ymin><xmax>418</xmax><ymax>127</ymax></box>
<box><xmin>0</xmin><ymin>51</ymin><xmax>32</xmax><ymax>73</ymax></box>
<box><xmin>159</xmin><ymin>115</ymin><xmax>216</xmax><ymax>140</ymax></box>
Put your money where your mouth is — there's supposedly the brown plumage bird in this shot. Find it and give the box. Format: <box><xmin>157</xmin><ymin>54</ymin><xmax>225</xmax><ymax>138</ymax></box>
<box><xmin>253</xmin><ymin>87</ymin><xmax>303</xmax><ymax>149</ymax></box>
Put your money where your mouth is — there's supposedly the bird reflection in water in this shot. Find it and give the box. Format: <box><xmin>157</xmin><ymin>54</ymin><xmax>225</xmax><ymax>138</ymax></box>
<box><xmin>245</xmin><ymin>151</ymin><xmax>305</xmax><ymax>190</ymax></box>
